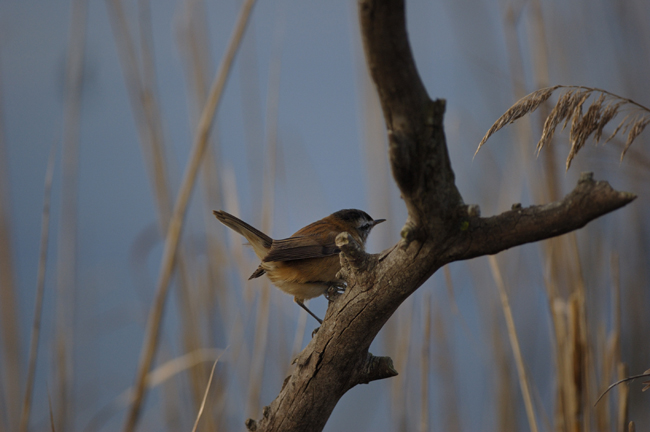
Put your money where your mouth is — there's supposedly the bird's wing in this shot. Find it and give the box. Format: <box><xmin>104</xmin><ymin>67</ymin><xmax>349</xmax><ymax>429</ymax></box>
<box><xmin>262</xmin><ymin>234</ymin><xmax>340</xmax><ymax>262</ymax></box>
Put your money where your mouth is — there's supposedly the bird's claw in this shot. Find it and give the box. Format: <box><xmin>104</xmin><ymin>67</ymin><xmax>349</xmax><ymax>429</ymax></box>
<box><xmin>325</xmin><ymin>283</ymin><xmax>346</xmax><ymax>302</ymax></box>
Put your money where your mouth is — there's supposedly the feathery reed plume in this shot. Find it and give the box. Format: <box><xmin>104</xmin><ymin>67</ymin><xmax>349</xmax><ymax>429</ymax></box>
<box><xmin>475</xmin><ymin>85</ymin><xmax>559</xmax><ymax>156</ymax></box>
<box><xmin>477</xmin><ymin>86</ymin><xmax>650</xmax><ymax>170</ymax></box>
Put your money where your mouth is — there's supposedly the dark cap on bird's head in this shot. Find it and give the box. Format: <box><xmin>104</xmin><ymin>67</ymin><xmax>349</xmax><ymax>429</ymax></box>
<box><xmin>331</xmin><ymin>209</ymin><xmax>386</xmax><ymax>241</ymax></box>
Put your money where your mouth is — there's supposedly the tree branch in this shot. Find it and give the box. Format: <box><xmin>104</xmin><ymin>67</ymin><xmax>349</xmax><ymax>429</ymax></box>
<box><xmin>446</xmin><ymin>172</ymin><xmax>636</xmax><ymax>262</ymax></box>
<box><xmin>250</xmin><ymin>0</ymin><xmax>636</xmax><ymax>431</ymax></box>
<box><xmin>359</xmin><ymin>0</ymin><xmax>462</xmax><ymax>232</ymax></box>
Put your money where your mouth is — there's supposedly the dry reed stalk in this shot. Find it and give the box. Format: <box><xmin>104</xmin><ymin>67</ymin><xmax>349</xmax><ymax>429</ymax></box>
<box><xmin>355</xmin><ymin>15</ymin><xmax>394</xmax><ymax>249</ymax></box>
<box><xmin>83</xmin><ymin>349</ymin><xmax>222</xmax><ymax>431</ymax></box>
<box><xmin>242</xmin><ymin>11</ymin><xmax>285</xmax><ymax>414</ymax></box>
<box><xmin>550</xmin><ymin>288</ymin><xmax>595</xmax><ymax>432</ymax></box>
<box><xmin>526</xmin><ymin>0</ymin><xmax>563</xmax><ymax>203</ymax></box>
<box><xmin>595</xmin><ymin>324</ymin><xmax>609</xmax><ymax>432</ymax></box>
<box><xmin>493</xmin><ymin>316</ymin><xmax>518</xmax><ymax>431</ymax></box>
<box><xmin>122</xmin><ymin>0</ymin><xmax>258</xmax><ymax>429</ymax></box>
<box><xmin>246</xmin><ymin>283</ymin><xmax>271</xmax><ymax>418</ymax></box>
<box><xmin>611</xmin><ymin>254</ymin><xmax>623</xmax><ymax>430</ymax></box>
<box><xmin>191</xmin><ymin>354</ymin><xmax>221</xmax><ymax>432</ymax></box>
<box><xmin>443</xmin><ymin>265</ymin><xmax>460</xmax><ymax>316</ymax></box>
<box><xmin>488</xmin><ymin>255</ymin><xmax>539</xmax><ymax>432</ymax></box>
<box><xmin>105</xmin><ymin>0</ymin><xmax>174</xmax><ymax>219</ymax></box>
<box><xmin>241</xmin><ymin>8</ymin><xmax>286</xmax><ymax>415</ymax></box>
<box><xmin>566</xmin><ymin>294</ymin><xmax>583</xmax><ymax>431</ymax></box>
<box><xmin>107</xmin><ymin>0</ymin><xmax>219</xmax><ymax>425</ymax></box>
<box><xmin>176</xmin><ymin>15</ymin><xmax>236</xmax><ymax>427</ymax></box>
<box><xmin>537</xmin><ymin>213</ymin><xmax>590</xmax><ymax>432</ymax></box>
<box><xmin>390</xmin><ymin>299</ymin><xmax>415</xmax><ymax>430</ymax></box>
<box><xmin>550</xmin><ymin>243</ymin><xmax>597</xmax><ymax>432</ymax></box>
<box><xmin>598</xmin><ymin>254</ymin><xmax>622</xmax><ymax>430</ymax></box>
<box><xmin>445</xmin><ymin>265</ymin><xmax>483</xmax><ymax>354</ymax></box>
<box><xmin>218</xmin><ymin>168</ymin><xmax>262</xmax><ymax>414</ymax></box>
<box><xmin>477</xmin><ymin>86</ymin><xmax>650</xmax><ymax>171</ymax></box>
<box><xmin>419</xmin><ymin>292</ymin><xmax>431</xmax><ymax>432</ymax></box>
<box><xmin>138</xmin><ymin>0</ymin><xmax>218</xmax><ymax>420</ymax></box>
<box><xmin>19</xmin><ymin>143</ymin><xmax>58</xmax><ymax>432</ymax></box>
<box><xmin>181</xmin><ymin>7</ymin><xmax>231</xmax><ymax>354</ymax></box>
<box><xmin>550</xmin><ymin>297</ymin><xmax>569</xmax><ymax>430</ymax></box>
<box><xmin>617</xmin><ymin>363</ymin><xmax>630</xmax><ymax>432</ymax></box>
<box><xmin>544</xmin><ymin>230</ymin><xmax>588</xmax><ymax>432</ymax></box>
<box><xmin>54</xmin><ymin>0</ymin><xmax>88</xmax><ymax>429</ymax></box>
<box><xmin>0</xmin><ymin>51</ymin><xmax>21</xmax><ymax>432</ymax></box>
<box><xmin>0</xmin><ymin>352</ymin><xmax>7</xmax><ymax>430</ymax></box>
<box><xmin>48</xmin><ymin>390</ymin><xmax>56</xmax><ymax>432</ymax></box>
<box><xmin>433</xmin><ymin>304</ymin><xmax>461</xmax><ymax>432</ymax></box>
<box><xmin>571</xmin><ymin>237</ymin><xmax>593</xmax><ymax>432</ymax></box>
<box><xmin>499</xmin><ymin>11</ymin><xmax>613</xmax><ymax>429</ymax></box>
<box><xmin>494</xmin><ymin>2</ymin><xmax>542</xmax><ymax>217</ymax></box>
<box><xmin>171</xmin><ymin>272</ymin><xmax>215</xmax><ymax>431</ymax></box>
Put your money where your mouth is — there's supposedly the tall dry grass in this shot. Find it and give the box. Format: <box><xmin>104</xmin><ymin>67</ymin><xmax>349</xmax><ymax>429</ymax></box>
<box><xmin>0</xmin><ymin>46</ymin><xmax>21</xmax><ymax>432</ymax></box>
<box><xmin>3</xmin><ymin>0</ymin><xmax>649</xmax><ymax>431</ymax></box>
<box><xmin>53</xmin><ymin>0</ymin><xmax>88</xmax><ymax>430</ymax></box>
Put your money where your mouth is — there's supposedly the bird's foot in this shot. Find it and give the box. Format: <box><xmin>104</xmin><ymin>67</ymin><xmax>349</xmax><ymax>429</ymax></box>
<box><xmin>325</xmin><ymin>283</ymin><xmax>346</xmax><ymax>302</ymax></box>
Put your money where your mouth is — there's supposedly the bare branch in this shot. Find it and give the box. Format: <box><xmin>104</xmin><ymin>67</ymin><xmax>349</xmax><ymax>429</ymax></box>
<box><xmin>355</xmin><ymin>353</ymin><xmax>399</xmax><ymax>384</ymax></box>
<box><xmin>446</xmin><ymin>172</ymin><xmax>636</xmax><ymax>262</ymax></box>
<box><xmin>250</xmin><ymin>2</ymin><xmax>637</xmax><ymax>432</ymax></box>
<box><xmin>359</xmin><ymin>0</ymin><xmax>462</xmax><ymax>229</ymax></box>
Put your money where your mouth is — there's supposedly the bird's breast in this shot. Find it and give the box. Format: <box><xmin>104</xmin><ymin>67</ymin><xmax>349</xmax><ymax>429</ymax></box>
<box><xmin>262</xmin><ymin>255</ymin><xmax>341</xmax><ymax>300</ymax></box>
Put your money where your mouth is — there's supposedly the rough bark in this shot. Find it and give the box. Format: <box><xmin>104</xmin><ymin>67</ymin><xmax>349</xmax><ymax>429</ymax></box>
<box><xmin>249</xmin><ymin>0</ymin><xmax>636</xmax><ymax>430</ymax></box>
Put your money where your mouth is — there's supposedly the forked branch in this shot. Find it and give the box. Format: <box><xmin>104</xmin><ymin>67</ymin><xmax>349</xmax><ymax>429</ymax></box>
<box><xmin>250</xmin><ymin>1</ymin><xmax>636</xmax><ymax>431</ymax></box>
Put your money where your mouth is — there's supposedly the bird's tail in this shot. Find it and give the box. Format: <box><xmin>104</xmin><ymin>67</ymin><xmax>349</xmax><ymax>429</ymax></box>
<box><xmin>213</xmin><ymin>210</ymin><xmax>273</xmax><ymax>259</ymax></box>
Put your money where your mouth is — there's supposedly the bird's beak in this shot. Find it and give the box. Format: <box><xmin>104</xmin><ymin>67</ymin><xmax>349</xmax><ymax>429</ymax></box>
<box><xmin>372</xmin><ymin>219</ymin><xmax>386</xmax><ymax>226</ymax></box>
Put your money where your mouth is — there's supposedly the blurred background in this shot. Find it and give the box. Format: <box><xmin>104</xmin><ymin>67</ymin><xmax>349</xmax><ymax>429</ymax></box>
<box><xmin>1</xmin><ymin>0</ymin><xmax>649</xmax><ymax>430</ymax></box>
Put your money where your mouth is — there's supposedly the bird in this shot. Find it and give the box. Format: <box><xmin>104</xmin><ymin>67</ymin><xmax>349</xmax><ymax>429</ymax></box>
<box><xmin>213</xmin><ymin>209</ymin><xmax>385</xmax><ymax>324</ymax></box>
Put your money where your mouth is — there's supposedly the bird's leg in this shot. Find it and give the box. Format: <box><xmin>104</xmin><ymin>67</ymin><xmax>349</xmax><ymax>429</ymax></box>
<box><xmin>325</xmin><ymin>281</ymin><xmax>346</xmax><ymax>302</ymax></box>
<box><xmin>294</xmin><ymin>297</ymin><xmax>323</xmax><ymax>324</ymax></box>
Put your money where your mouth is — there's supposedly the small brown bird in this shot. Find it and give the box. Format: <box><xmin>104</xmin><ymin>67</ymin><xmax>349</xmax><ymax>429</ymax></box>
<box><xmin>213</xmin><ymin>209</ymin><xmax>385</xmax><ymax>323</ymax></box>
